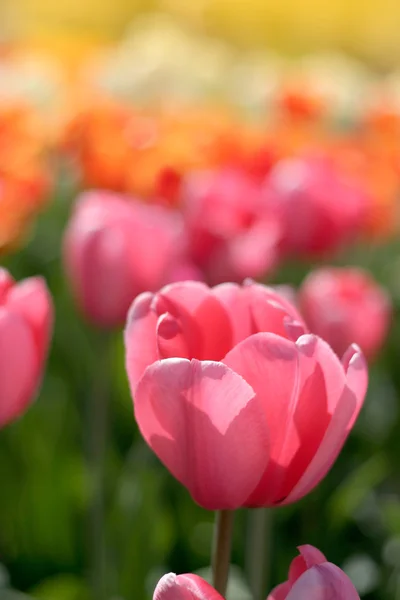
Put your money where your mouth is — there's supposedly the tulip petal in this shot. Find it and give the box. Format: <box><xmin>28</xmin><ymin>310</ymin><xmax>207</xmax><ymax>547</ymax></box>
<box><xmin>284</xmin><ymin>318</ymin><xmax>307</xmax><ymax>342</ymax></box>
<box><xmin>156</xmin><ymin>281</ymin><xmax>233</xmax><ymax>361</ymax></box>
<box><xmin>134</xmin><ymin>358</ymin><xmax>269</xmax><ymax>509</ymax></box>
<box><xmin>289</xmin><ymin>546</ymin><xmax>327</xmax><ymax>584</ymax></box>
<box><xmin>283</xmin><ymin>342</ymin><xmax>367</xmax><ymax>504</ymax></box>
<box><xmin>213</xmin><ymin>282</ymin><xmax>253</xmax><ymax>344</ymax></box>
<box><xmin>154</xmin><ymin>573</ymin><xmax>225</xmax><ymax>600</ymax></box>
<box><xmin>65</xmin><ymin>224</ymin><xmax>133</xmax><ymax>327</ymax></box>
<box><xmin>273</xmin><ymin>335</ymin><xmax>349</xmax><ymax>501</ymax></box>
<box><xmin>223</xmin><ymin>332</ymin><xmax>300</xmax><ymax>505</ymax></box>
<box><xmin>286</xmin><ymin>563</ymin><xmax>360</xmax><ymax>600</ymax></box>
<box><xmin>7</xmin><ymin>277</ymin><xmax>53</xmax><ymax>363</ymax></box>
<box><xmin>0</xmin><ymin>309</ymin><xmax>37</xmax><ymax>428</ymax></box>
<box><xmin>282</xmin><ymin>387</ymin><xmax>362</xmax><ymax>505</ymax></box>
<box><xmin>124</xmin><ymin>292</ymin><xmax>159</xmax><ymax>393</ymax></box>
<box><xmin>246</xmin><ymin>283</ymin><xmax>305</xmax><ymax>339</ymax></box>
<box><xmin>156</xmin><ymin>313</ymin><xmax>191</xmax><ymax>359</ymax></box>
<box><xmin>342</xmin><ymin>345</ymin><xmax>368</xmax><ymax>429</ymax></box>
<box><xmin>298</xmin><ymin>545</ymin><xmax>327</xmax><ymax>567</ymax></box>
<box><xmin>267</xmin><ymin>582</ymin><xmax>291</xmax><ymax>600</ymax></box>
<box><xmin>126</xmin><ymin>204</ymin><xmax>186</xmax><ymax>291</ymax></box>
<box><xmin>224</xmin><ymin>333</ymin><xmax>352</xmax><ymax>505</ymax></box>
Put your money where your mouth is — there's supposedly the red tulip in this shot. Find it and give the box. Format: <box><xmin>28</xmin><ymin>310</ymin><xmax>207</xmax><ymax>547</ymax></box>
<box><xmin>63</xmin><ymin>191</ymin><xmax>190</xmax><ymax>328</ymax></box>
<box><xmin>153</xmin><ymin>573</ymin><xmax>224</xmax><ymax>600</ymax></box>
<box><xmin>299</xmin><ymin>267</ymin><xmax>391</xmax><ymax>361</ymax></box>
<box><xmin>265</xmin><ymin>157</ymin><xmax>367</xmax><ymax>257</ymax></box>
<box><xmin>183</xmin><ymin>169</ymin><xmax>281</xmax><ymax>284</ymax></box>
<box><xmin>124</xmin><ymin>280</ymin><xmax>367</xmax><ymax>510</ymax></box>
<box><xmin>268</xmin><ymin>545</ymin><xmax>360</xmax><ymax>599</ymax></box>
<box><xmin>0</xmin><ymin>268</ymin><xmax>53</xmax><ymax>428</ymax></box>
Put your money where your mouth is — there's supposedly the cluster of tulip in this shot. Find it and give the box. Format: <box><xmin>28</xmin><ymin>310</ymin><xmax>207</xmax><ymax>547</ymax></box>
<box><xmin>2</xmin><ymin>39</ymin><xmax>400</xmax><ymax>256</ymax></box>
<box><xmin>77</xmin><ymin>17</ymin><xmax>400</xmax><ymax>240</ymax></box>
<box><xmin>63</xmin><ymin>188</ymin><xmax>391</xmax><ymax>359</ymax></box>
<box><xmin>0</xmin><ymin>223</ymin><xmax>391</xmax><ymax>600</ymax></box>
<box><xmin>0</xmin><ymin>37</ymin><xmax>397</xmax><ymax>600</ymax></box>
<box><xmin>60</xmin><ymin>86</ymin><xmax>400</xmax><ymax>254</ymax></box>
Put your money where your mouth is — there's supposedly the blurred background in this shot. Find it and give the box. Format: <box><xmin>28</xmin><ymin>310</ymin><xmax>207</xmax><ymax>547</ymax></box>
<box><xmin>3</xmin><ymin>0</ymin><xmax>400</xmax><ymax>66</ymax></box>
<box><xmin>1</xmin><ymin>2</ymin><xmax>400</xmax><ymax>600</ymax></box>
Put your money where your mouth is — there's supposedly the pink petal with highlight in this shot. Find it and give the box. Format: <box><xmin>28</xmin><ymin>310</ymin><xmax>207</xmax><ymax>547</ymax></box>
<box><xmin>124</xmin><ymin>292</ymin><xmax>159</xmax><ymax>393</ymax></box>
<box><xmin>274</xmin><ymin>336</ymin><xmax>348</xmax><ymax>501</ymax></box>
<box><xmin>157</xmin><ymin>281</ymin><xmax>233</xmax><ymax>361</ymax></box>
<box><xmin>213</xmin><ymin>282</ymin><xmax>253</xmax><ymax>345</ymax></box>
<box><xmin>134</xmin><ymin>358</ymin><xmax>269</xmax><ymax>510</ymax></box>
<box><xmin>223</xmin><ymin>332</ymin><xmax>300</xmax><ymax>506</ymax></box>
<box><xmin>156</xmin><ymin>313</ymin><xmax>191</xmax><ymax>360</ymax></box>
<box><xmin>282</xmin><ymin>349</ymin><xmax>367</xmax><ymax>505</ymax></box>
<box><xmin>246</xmin><ymin>283</ymin><xmax>305</xmax><ymax>339</ymax></box>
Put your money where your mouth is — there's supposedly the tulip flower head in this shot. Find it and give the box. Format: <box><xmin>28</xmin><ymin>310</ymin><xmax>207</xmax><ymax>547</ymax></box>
<box><xmin>154</xmin><ymin>573</ymin><xmax>224</xmax><ymax>600</ymax></box>
<box><xmin>266</xmin><ymin>157</ymin><xmax>367</xmax><ymax>257</ymax></box>
<box><xmin>182</xmin><ymin>169</ymin><xmax>281</xmax><ymax>284</ymax></box>
<box><xmin>0</xmin><ymin>268</ymin><xmax>53</xmax><ymax>428</ymax></box>
<box><xmin>300</xmin><ymin>267</ymin><xmax>391</xmax><ymax>361</ymax></box>
<box><xmin>268</xmin><ymin>545</ymin><xmax>360</xmax><ymax>599</ymax></box>
<box><xmin>63</xmin><ymin>190</ymin><xmax>190</xmax><ymax>328</ymax></box>
<box><xmin>125</xmin><ymin>280</ymin><xmax>367</xmax><ymax>510</ymax></box>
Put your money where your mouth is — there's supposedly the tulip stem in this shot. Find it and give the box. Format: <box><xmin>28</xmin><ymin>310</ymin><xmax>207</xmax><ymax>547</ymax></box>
<box><xmin>212</xmin><ymin>510</ymin><xmax>235</xmax><ymax>596</ymax></box>
<box><xmin>87</xmin><ymin>331</ymin><xmax>112</xmax><ymax>600</ymax></box>
<box><xmin>246</xmin><ymin>508</ymin><xmax>272</xmax><ymax>600</ymax></box>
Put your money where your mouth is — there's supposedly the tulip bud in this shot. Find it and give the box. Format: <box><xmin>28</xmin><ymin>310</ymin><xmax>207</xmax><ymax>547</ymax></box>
<box><xmin>268</xmin><ymin>545</ymin><xmax>360</xmax><ymax>599</ymax></box>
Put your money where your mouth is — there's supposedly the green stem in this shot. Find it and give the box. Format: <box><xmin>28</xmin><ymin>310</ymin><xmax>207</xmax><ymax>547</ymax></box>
<box><xmin>246</xmin><ymin>508</ymin><xmax>272</xmax><ymax>600</ymax></box>
<box><xmin>212</xmin><ymin>510</ymin><xmax>235</xmax><ymax>596</ymax></box>
<box><xmin>87</xmin><ymin>331</ymin><xmax>112</xmax><ymax>600</ymax></box>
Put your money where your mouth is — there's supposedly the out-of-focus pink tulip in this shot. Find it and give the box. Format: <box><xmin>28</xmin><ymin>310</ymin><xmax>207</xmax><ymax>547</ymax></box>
<box><xmin>154</xmin><ymin>573</ymin><xmax>224</xmax><ymax>600</ymax></box>
<box><xmin>124</xmin><ymin>280</ymin><xmax>367</xmax><ymax>510</ymax></box>
<box><xmin>0</xmin><ymin>268</ymin><xmax>53</xmax><ymax>428</ymax></box>
<box><xmin>267</xmin><ymin>545</ymin><xmax>360</xmax><ymax>599</ymax></box>
<box><xmin>63</xmin><ymin>191</ymin><xmax>191</xmax><ymax>328</ymax></box>
<box><xmin>299</xmin><ymin>267</ymin><xmax>391</xmax><ymax>361</ymax></box>
<box><xmin>183</xmin><ymin>169</ymin><xmax>281</xmax><ymax>284</ymax></box>
<box><xmin>265</xmin><ymin>157</ymin><xmax>367</xmax><ymax>257</ymax></box>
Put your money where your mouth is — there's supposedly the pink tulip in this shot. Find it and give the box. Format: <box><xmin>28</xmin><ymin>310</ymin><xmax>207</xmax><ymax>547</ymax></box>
<box><xmin>265</xmin><ymin>157</ymin><xmax>367</xmax><ymax>257</ymax></box>
<box><xmin>183</xmin><ymin>169</ymin><xmax>281</xmax><ymax>284</ymax></box>
<box><xmin>153</xmin><ymin>573</ymin><xmax>224</xmax><ymax>600</ymax></box>
<box><xmin>63</xmin><ymin>190</ymin><xmax>191</xmax><ymax>328</ymax></box>
<box><xmin>153</xmin><ymin>547</ymin><xmax>360</xmax><ymax>600</ymax></box>
<box><xmin>125</xmin><ymin>280</ymin><xmax>367</xmax><ymax>510</ymax></box>
<box><xmin>0</xmin><ymin>268</ymin><xmax>53</xmax><ymax>428</ymax></box>
<box><xmin>268</xmin><ymin>545</ymin><xmax>360</xmax><ymax>599</ymax></box>
<box><xmin>299</xmin><ymin>267</ymin><xmax>391</xmax><ymax>361</ymax></box>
